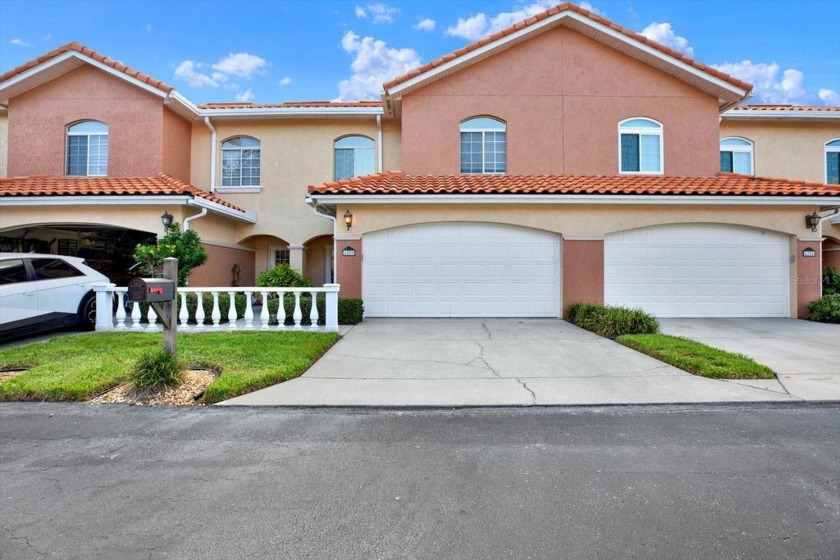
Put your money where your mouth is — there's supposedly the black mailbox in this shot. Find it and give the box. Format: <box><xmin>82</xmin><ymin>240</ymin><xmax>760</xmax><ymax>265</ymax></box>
<box><xmin>127</xmin><ymin>278</ymin><xmax>176</xmax><ymax>303</ymax></box>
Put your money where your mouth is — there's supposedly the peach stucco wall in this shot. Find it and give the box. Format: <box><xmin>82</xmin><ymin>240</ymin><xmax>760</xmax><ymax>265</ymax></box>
<box><xmin>189</xmin><ymin>243</ymin><xmax>256</xmax><ymax>287</ymax></box>
<box><xmin>400</xmin><ymin>27</ymin><xmax>720</xmax><ymax>176</ymax></box>
<box><xmin>6</xmin><ymin>65</ymin><xmax>190</xmax><ymax>178</ymax></box>
<box><xmin>161</xmin><ymin>106</ymin><xmax>192</xmax><ymax>182</ymax></box>
<box><xmin>562</xmin><ymin>240</ymin><xmax>604</xmax><ymax>310</ymax></box>
<box><xmin>720</xmin><ymin>120</ymin><xmax>840</xmax><ymax>183</ymax></box>
<box><xmin>797</xmin><ymin>241</ymin><xmax>822</xmax><ymax>318</ymax></box>
<box><xmin>0</xmin><ymin>113</ymin><xmax>8</xmax><ymax>177</ymax></box>
<box><xmin>336</xmin><ymin>239</ymin><xmax>362</xmax><ymax>298</ymax></box>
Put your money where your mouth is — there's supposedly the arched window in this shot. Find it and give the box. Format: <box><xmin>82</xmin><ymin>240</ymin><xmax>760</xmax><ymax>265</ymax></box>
<box><xmin>720</xmin><ymin>137</ymin><xmax>754</xmax><ymax>174</ymax></box>
<box><xmin>334</xmin><ymin>135</ymin><xmax>374</xmax><ymax>180</ymax></box>
<box><xmin>619</xmin><ymin>118</ymin><xmax>662</xmax><ymax>174</ymax></box>
<box><xmin>826</xmin><ymin>139</ymin><xmax>840</xmax><ymax>184</ymax></box>
<box><xmin>460</xmin><ymin>117</ymin><xmax>506</xmax><ymax>174</ymax></box>
<box><xmin>222</xmin><ymin>136</ymin><xmax>260</xmax><ymax>187</ymax></box>
<box><xmin>66</xmin><ymin>121</ymin><xmax>108</xmax><ymax>176</ymax></box>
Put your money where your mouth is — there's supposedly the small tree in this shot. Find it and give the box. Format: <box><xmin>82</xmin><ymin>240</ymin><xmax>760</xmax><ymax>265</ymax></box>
<box><xmin>133</xmin><ymin>223</ymin><xmax>208</xmax><ymax>286</ymax></box>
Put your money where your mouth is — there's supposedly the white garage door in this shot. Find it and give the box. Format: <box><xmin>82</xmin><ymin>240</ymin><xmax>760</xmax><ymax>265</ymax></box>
<box><xmin>363</xmin><ymin>223</ymin><xmax>560</xmax><ymax>317</ymax></box>
<box><xmin>605</xmin><ymin>224</ymin><xmax>789</xmax><ymax>317</ymax></box>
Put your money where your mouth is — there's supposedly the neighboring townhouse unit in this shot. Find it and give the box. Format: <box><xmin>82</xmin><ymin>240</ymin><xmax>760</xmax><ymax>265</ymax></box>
<box><xmin>2</xmin><ymin>2</ymin><xmax>839</xmax><ymax>320</ymax></box>
<box><xmin>719</xmin><ymin>105</ymin><xmax>840</xmax><ymax>269</ymax></box>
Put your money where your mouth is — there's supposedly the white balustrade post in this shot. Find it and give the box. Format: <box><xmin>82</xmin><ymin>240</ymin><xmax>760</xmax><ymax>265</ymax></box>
<box><xmin>309</xmin><ymin>291</ymin><xmax>319</xmax><ymax>330</ymax></box>
<box><xmin>260</xmin><ymin>291</ymin><xmax>269</xmax><ymax>330</ymax></box>
<box><xmin>227</xmin><ymin>291</ymin><xmax>238</xmax><ymax>330</ymax></box>
<box><xmin>244</xmin><ymin>291</ymin><xmax>254</xmax><ymax>329</ymax></box>
<box><xmin>195</xmin><ymin>293</ymin><xmax>205</xmax><ymax>329</ymax></box>
<box><xmin>211</xmin><ymin>292</ymin><xmax>221</xmax><ymax>328</ymax></box>
<box><xmin>179</xmin><ymin>292</ymin><xmax>189</xmax><ymax>329</ymax></box>
<box><xmin>324</xmin><ymin>283</ymin><xmax>340</xmax><ymax>332</ymax></box>
<box><xmin>115</xmin><ymin>291</ymin><xmax>127</xmax><ymax>330</ymax></box>
<box><xmin>94</xmin><ymin>284</ymin><xmax>115</xmax><ymax>331</ymax></box>
<box><xmin>130</xmin><ymin>302</ymin><xmax>142</xmax><ymax>330</ymax></box>
<box><xmin>293</xmin><ymin>292</ymin><xmax>302</xmax><ymax>329</ymax></box>
<box><xmin>146</xmin><ymin>303</ymin><xmax>158</xmax><ymax>331</ymax></box>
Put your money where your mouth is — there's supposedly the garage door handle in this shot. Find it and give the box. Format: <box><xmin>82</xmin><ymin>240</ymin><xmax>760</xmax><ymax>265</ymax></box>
<box><xmin>23</xmin><ymin>292</ymin><xmax>36</xmax><ymax>296</ymax></box>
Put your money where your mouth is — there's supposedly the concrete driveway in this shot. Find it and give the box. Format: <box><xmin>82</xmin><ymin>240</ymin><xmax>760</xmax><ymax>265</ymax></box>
<box><xmin>660</xmin><ymin>318</ymin><xmax>840</xmax><ymax>401</ymax></box>
<box><xmin>221</xmin><ymin>319</ymin><xmax>803</xmax><ymax>406</ymax></box>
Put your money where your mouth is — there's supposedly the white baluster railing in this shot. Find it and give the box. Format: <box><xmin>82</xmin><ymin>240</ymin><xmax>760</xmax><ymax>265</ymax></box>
<box><xmin>92</xmin><ymin>284</ymin><xmax>341</xmax><ymax>333</ymax></box>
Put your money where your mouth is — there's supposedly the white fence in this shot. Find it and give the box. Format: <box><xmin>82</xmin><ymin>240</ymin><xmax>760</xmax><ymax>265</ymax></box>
<box><xmin>94</xmin><ymin>284</ymin><xmax>340</xmax><ymax>332</ymax></box>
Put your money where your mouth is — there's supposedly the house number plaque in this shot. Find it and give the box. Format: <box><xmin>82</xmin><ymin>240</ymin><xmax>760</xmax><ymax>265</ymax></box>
<box><xmin>802</xmin><ymin>247</ymin><xmax>816</xmax><ymax>257</ymax></box>
<box><xmin>342</xmin><ymin>247</ymin><xmax>356</xmax><ymax>257</ymax></box>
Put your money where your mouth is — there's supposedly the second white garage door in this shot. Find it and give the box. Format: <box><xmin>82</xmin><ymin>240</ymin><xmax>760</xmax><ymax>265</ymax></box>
<box><xmin>363</xmin><ymin>223</ymin><xmax>560</xmax><ymax>317</ymax></box>
<box><xmin>605</xmin><ymin>224</ymin><xmax>790</xmax><ymax>317</ymax></box>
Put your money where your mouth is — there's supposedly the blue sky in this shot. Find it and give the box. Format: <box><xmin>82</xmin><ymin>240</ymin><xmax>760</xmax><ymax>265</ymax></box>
<box><xmin>1</xmin><ymin>0</ymin><xmax>838</xmax><ymax>105</ymax></box>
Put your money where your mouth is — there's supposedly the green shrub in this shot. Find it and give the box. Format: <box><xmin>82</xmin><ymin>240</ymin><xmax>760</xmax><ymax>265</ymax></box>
<box><xmin>565</xmin><ymin>303</ymin><xmax>659</xmax><ymax>339</ymax></box>
<box><xmin>256</xmin><ymin>264</ymin><xmax>313</xmax><ymax>288</ymax></box>
<box><xmin>807</xmin><ymin>294</ymin><xmax>840</xmax><ymax>323</ymax></box>
<box><xmin>131</xmin><ymin>348</ymin><xmax>184</xmax><ymax>389</ymax></box>
<box><xmin>823</xmin><ymin>267</ymin><xmax>840</xmax><ymax>296</ymax></box>
<box><xmin>338</xmin><ymin>298</ymin><xmax>364</xmax><ymax>325</ymax></box>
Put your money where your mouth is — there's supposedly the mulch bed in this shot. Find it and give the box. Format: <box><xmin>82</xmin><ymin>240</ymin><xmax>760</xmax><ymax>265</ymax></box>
<box><xmin>88</xmin><ymin>369</ymin><xmax>217</xmax><ymax>406</ymax></box>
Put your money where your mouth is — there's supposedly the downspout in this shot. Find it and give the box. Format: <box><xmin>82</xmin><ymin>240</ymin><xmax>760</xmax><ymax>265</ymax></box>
<box><xmin>376</xmin><ymin>114</ymin><xmax>383</xmax><ymax>172</ymax></box>
<box><xmin>183</xmin><ymin>206</ymin><xmax>208</xmax><ymax>232</ymax></box>
<box><xmin>204</xmin><ymin>117</ymin><xmax>217</xmax><ymax>193</ymax></box>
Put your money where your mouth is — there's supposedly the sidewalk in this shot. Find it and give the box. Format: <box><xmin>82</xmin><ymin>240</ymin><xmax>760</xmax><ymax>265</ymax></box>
<box><xmin>218</xmin><ymin>319</ymin><xmax>829</xmax><ymax>407</ymax></box>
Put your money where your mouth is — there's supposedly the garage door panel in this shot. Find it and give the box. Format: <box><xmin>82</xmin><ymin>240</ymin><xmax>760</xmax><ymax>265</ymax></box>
<box><xmin>605</xmin><ymin>224</ymin><xmax>789</xmax><ymax>318</ymax></box>
<box><xmin>364</xmin><ymin>223</ymin><xmax>560</xmax><ymax>317</ymax></box>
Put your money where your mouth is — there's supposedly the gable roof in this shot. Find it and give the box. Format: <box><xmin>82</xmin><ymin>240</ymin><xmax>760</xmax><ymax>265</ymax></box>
<box><xmin>382</xmin><ymin>2</ymin><xmax>751</xmax><ymax>111</ymax></box>
<box><xmin>308</xmin><ymin>171</ymin><xmax>840</xmax><ymax>199</ymax></box>
<box><xmin>0</xmin><ymin>174</ymin><xmax>254</xmax><ymax>221</ymax></box>
<box><xmin>0</xmin><ymin>42</ymin><xmax>177</xmax><ymax>106</ymax></box>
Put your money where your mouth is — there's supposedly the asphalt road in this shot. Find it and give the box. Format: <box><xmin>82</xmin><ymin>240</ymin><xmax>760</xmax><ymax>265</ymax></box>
<box><xmin>1</xmin><ymin>403</ymin><xmax>838</xmax><ymax>560</ymax></box>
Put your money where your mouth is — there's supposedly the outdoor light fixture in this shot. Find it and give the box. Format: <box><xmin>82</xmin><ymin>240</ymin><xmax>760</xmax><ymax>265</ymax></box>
<box><xmin>161</xmin><ymin>211</ymin><xmax>174</xmax><ymax>230</ymax></box>
<box><xmin>805</xmin><ymin>212</ymin><xmax>820</xmax><ymax>232</ymax></box>
<box><xmin>344</xmin><ymin>209</ymin><xmax>353</xmax><ymax>231</ymax></box>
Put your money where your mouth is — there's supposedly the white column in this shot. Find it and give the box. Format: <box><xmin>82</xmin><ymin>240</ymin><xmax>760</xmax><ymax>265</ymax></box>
<box><xmin>324</xmin><ymin>284</ymin><xmax>340</xmax><ymax>332</ymax></box>
<box><xmin>289</xmin><ymin>245</ymin><xmax>306</xmax><ymax>274</ymax></box>
<box><xmin>94</xmin><ymin>284</ymin><xmax>115</xmax><ymax>331</ymax></box>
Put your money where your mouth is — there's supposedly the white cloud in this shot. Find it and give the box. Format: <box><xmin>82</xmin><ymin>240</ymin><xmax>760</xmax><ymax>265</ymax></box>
<box><xmin>366</xmin><ymin>3</ymin><xmax>399</xmax><ymax>24</ymax></box>
<box><xmin>413</xmin><ymin>18</ymin><xmax>436</xmax><ymax>32</ymax></box>
<box><xmin>235</xmin><ymin>89</ymin><xmax>254</xmax><ymax>102</ymax></box>
<box><xmin>640</xmin><ymin>22</ymin><xmax>694</xmax><ymax>57</ymax></box>
<box><xmin>711</xmin><ymin>60</ymin><xmax>840</xmax><ymax>105</ymax></box>
<box><xmin>211</xmin><ymin>53</ymin><xmax>268</xmax><ymax>79</ymax></box>
<box><xmin>278</xmin><ymin>76</ymin><xmax>292</xmax><ymax>86</ymax></box>
<box><xmin>355</xmin><ymin>6</ymin><xmax>367</xmax><ymax>18</ymax></box>
<box><xmin>818</xmin><ymin>89</ymin><xmax>840</xmax><ymax>106</ymax></box>
<box><xmin>174</xmin><ymin>60</ymin><xmax>229</xmax><ymax>88</ymax></box>
<box><xmin>337</xmin><ymin>30</ymin><xmax>422</xmax><ymax>101</ymax></box>
<box><xmin>9</xmin><ymin>38</ymin><xmax>30</xmax><ymax>47</ymax></box>
<box><xmin>445</xmin><ymin>1</ymin><xmax>604</xmax><ymax>41</ymax></box>
<box><xmin>175</xmin><ymin>52</ymin><xmax>269</xmax><ymax>89</ymax></box>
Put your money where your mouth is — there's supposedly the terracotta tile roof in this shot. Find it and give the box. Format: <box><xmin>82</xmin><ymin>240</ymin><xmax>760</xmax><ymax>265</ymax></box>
<box><xmin>0</xmin><ymin>42</ymin><xmax>174</xmax><ymax>93</ymax></box>
<box><xmin>729</xmin><ymin>104</ymin><xmax>840</xmax><ymax>112</ymax></box>
<box><xmin>198</xmin><ymin>101</ymin><xmax>382</xmax><ymax>109</ymax></box>
<box><xmin>0</xmin><ymin>173</ymin><xmax>245</xmax><ymax>211</ymax></box>
<box><xmin>383</xmin><ymin>2</ymin><xmax>751</xmax><ymax>93</ymax></box>
<box><xmin>308</xmin><ymin>171</ymin><xmax>840</xmax><ymax>197</ymax></box>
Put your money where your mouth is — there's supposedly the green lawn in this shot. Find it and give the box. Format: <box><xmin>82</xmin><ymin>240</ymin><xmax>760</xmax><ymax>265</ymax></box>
<box><xmin>0</xmin><ymin>331</ymin><xmax>339</xmax><ymax>404</ymax></box>
<box><xmin>617</xmin><ymin>334</ymin><xmax>775</xmax><ymax>380</ymax></box>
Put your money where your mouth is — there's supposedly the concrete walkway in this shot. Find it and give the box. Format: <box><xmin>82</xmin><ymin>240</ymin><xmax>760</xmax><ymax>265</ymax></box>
<box><xmin>660</xmin><ymin>318</ymin><xmax>840</xmax><ymax>401</ymax></box>
<box><xmin>220</xmin><ymin>318</ymin><xmax>813</xmax><ymax>407</ymax></box>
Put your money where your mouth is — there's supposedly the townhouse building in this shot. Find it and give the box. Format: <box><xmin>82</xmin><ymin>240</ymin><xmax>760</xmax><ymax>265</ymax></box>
<box><xmin>1</xmin><ymin>2</ymin><xmax>838</xmax><ymax>319</ymax></box>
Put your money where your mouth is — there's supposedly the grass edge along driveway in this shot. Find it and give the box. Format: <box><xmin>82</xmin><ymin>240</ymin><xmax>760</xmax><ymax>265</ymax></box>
<box><xmin>0</xmin><ymin>331</ymin><xmax>339</xmax><ymax>404</ymax></box>
<box><xmin>617</xmin><ymin>333</ymin><xmax>775</xmax><ymax>380</ymax></box>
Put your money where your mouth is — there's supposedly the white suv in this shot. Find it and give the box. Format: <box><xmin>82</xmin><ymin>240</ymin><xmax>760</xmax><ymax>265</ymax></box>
<box><xmin>0</xmin><ymin>253</ymin><xmax>110</xmax><ymax>339</ymax></box>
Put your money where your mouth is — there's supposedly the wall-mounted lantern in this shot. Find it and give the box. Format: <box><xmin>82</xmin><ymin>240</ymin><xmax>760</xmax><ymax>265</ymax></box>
<box><xmin>344</xmin><ymin>209</ymin><xmax>353</xmax><ymax>231</ymax></box>
<box><xmin>805</xmin><ymin>212</ymin><xmax>820</xmax><ymax>232</ymax></box>
<box><xmin>161</xmin><ymin>211</ymin><xmax>174</xmax><ymax>231</ymax></box>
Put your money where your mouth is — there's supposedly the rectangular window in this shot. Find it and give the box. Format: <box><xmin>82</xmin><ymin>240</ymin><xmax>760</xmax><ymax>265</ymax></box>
<box><xmin>720</xmin><ymin>151</ymin><xmax>751</xmax><ymax>174</ymax></box>
<box><xmin>720</xmin><ymin>151</ymin><xmax>733</xmax><ymax>172</ymax></box>
<box><xmin>334</xmin><ymin>147</ymin><xmax>373</xmax><ymax>180</ymax></box>
<box><xmin>273</xmin><ymin>248</ymin><xmax>290</xmax><ymax>267</ymax></box>
<box><xmin>620</xmin><ymin>134</ymin><xmax>641</xmax><ymax>172</ymax></box>
<box><xmin>828</xmin><ymin>152</ymin><xmax>840</xmax><ymax>184</ymax></box>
